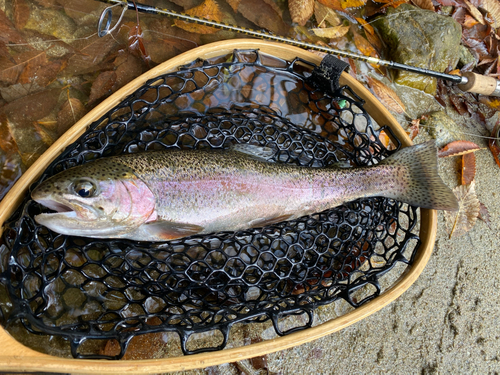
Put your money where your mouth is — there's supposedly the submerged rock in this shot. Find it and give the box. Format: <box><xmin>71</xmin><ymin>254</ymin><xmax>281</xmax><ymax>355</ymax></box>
<box><xmin>422</xmin><ymin>111</ymin><xmax>462</xmax><ymax>147</ymax></box>
<box><xmin>373</xmin><ymin>4</ymin><xmax>462</xmax><ymax>95</ymax></box>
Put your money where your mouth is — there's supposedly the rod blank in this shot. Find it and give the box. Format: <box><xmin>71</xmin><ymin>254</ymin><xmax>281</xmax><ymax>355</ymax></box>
<box><xmin>97</xmin><ymin>0</ymin><xmax>500</xmax><ymax>97</ymax></box>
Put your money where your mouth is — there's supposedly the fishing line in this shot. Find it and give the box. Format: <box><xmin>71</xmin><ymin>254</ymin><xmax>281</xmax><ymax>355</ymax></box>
<box><xmin>94</xmin><ymin>0</ymin><xmax>500</xmax><ymax>96</ymax></box>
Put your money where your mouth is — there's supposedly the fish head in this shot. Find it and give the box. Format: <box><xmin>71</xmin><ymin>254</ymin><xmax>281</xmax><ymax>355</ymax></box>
<box><xmin>31</xmin><ymin>161</ymin><xmax>157</xmax><ymax>238</ymax></box>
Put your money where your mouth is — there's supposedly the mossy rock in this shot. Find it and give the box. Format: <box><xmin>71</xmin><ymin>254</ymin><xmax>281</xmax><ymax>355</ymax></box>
<box><xmin>373</xmin><ymin>4</ymin><xmax>462</xmax><ymax>94</ymax></box>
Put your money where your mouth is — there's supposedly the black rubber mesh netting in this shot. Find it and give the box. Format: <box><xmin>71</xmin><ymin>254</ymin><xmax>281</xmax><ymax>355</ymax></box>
<box><xmin>0</xmin><ymin>50</ymin><xmax>420</xmax><ymax>359</ymax></box>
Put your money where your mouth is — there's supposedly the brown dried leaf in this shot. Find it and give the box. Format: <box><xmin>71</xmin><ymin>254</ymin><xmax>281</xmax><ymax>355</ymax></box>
<box><xmin>14</xmin><ymin>0</ymin><xmax>30</xmax><ymax>29</ymax></box>
<box><xmin>226</xmin><ymin>0</ymin><xmax>241</xmax><ymax>12</ymax></box>
<box><xmin>353</xmin><ymin>30</ymin><xmax>379</xmax><ymax>60</ymax></box>
<box><xmin>364</xmin><ymin>27</ymin><xmax>384</xmax><ymax>52</ymax></box>
<box><xmin>0</xmin><ymin>51</ymin><xmax>46</xmax><ymax>86</ymax></box>
<box><xmin>366</xmin><ymin>77</ymin><xmax>405</xmax><ymax>114</ymax></box>
<box><xmin>481</xmin><ymin>0</ymin><xmax>500</xmax><ymax>28</ymax></box>
<box><xmin>88</xmin><ymin>71</ymin><xmax>117</xmax><ymax>105</ymax></box>
<box><xmin>444</xmin><ymin>181</ymin><xmax>480</xmax><ymax>239</ymax></box>
<box><xmin>0</xmin><ymin>9</ymin><xmax>27</xmax><ymax>45</ymax></box>
<box><xmin>112</xmin><ymin>52</ymin><xmax>144</xmax><ymax>92</ymax></box>
<box><xmin>438</xmin><ymin>140</ymin><xmax>482</xmax><ymax>157</ymax></box>
<box><xmin>464</xmin><ymin>0</ymin><xmax>486</xmax><ymax>25</ymax></box>
<box><xmin>410</xmin><ymin>0</ymin><xmax>434</xmax><ymax>10</ymax></box>
<box><xmin>237</xmin><ymin>0</ymin><xmax>288</xmax><ymax>35</ymax></box>
<box><xmin>57</xmin><ymin>98</ymin><xmax>86</xmax><ymax>136</ymax></box>
<box><xmin>65</xmin><ymin>34</ymin><xmax>118</xmax><ymax>76</ymax></box>
<box><xmin>175</xmin><ymin>0</ymin><xmax>225</xmax><ymax>34</ymax></box>
<box><xmin>340</xmin><ymin>0</ymin><xmax>366</xmax><ymax>8</ymax></box>
<box><xmin>289</xmin><ymin>0</ymin><xmax>315</xmax><ymax>26</ymax></box>
<box><xmin>311</xmin><ymin>25</ymin><xmax>350</xmax><ymax>38</ymax></box>
<box><xmin>461</xmin><ymin>152</ymin><xmax>476</xmax><ymax>185</ymax></box>
<box><xmin>380</xmin><ymin>0</ymin><xmax>409</xmax><ymax>9</ymax></box>
<box><xmin>463</xmin><ymin>14</ymin><xmax>479</xmax><ymax>28</ymax></box>
<box><xmin>314</xmin><ymin>1</ymin><xmax>341</xmax><ymax>27</ymax></box>
<box><xmin>317</xmin><ymin>0</ymin><xmax>344</xmax><ymax>11</ymax></box>
<box><xmin>3</xmin><ymin>88</ymin><xmax>60</xmax><ymax>125</ymax></box>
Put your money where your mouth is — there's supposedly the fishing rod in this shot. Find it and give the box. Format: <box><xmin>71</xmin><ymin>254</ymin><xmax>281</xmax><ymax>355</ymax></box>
<box><xmin>96</xmin><ymin>0</ymin><xmax>500</xmax><ymax>97</ymax></box>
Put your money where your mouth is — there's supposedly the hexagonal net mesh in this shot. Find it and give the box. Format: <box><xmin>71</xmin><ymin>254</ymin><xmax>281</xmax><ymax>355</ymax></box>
<box><xmin>0</xmin><ymin>50</ymin><xmax>420</xmax><ymax>359</ymax></box>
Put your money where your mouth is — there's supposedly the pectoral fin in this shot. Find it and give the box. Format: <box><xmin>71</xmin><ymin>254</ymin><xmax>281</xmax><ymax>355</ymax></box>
<box><xmin>134</xmin><ymin>221</ymin><xmax>204</xmax><ymax>241</ymax></box>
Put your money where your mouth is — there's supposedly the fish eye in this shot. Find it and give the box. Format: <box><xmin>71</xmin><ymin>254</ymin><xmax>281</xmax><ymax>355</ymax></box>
<box><xmin>73</xmin><ymin>180</ymin><xmax>96</xmax><ymax>198</ymax></box>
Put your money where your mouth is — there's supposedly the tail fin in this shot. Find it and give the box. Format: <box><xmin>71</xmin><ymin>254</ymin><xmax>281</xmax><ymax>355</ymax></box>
<box><xmin>379</xmin><ymin>141</ymin><xmax>459</xmax><ymax>211</ymax></box>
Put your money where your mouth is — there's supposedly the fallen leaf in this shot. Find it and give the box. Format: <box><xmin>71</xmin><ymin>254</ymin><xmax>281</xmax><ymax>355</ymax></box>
<box><xmin>237</xmin><ymin>0</ymin><xmax>289</xmax><ymax>35</ymax></box>
<box><xmin>311</xmin><ymin>25</ymin><xmax>350</xmax><ymax>38</ymax></box>
<box><xmin>462</xmin><ymin>14</ymin><xmax>479</xmax><ymax>28</ymax></box>
<box><xmin>438</xmin><ymin>140</ymin><xmax>482</xmax><ymax>157</ymax></box>
<box><xmin>444</xmin><ymin>181</ymin><xmax>480</xmax><ymax>239</ymax></box>
<box><xmin>352</xmin><ymin>29</ymin><xmax>379</xmax><ymax>60</ymax></box>
<box><xmin>380</xmin><ymin>0</ymin><xmax>409</xmax><ymax>9</ymax></box>
<box><xmin>463</xmin><ymin>0</ymin><xmax>485</xmax><ymax>25</ymax></box>
<box><xmin>88</xmin><ymin>70</ymin><xmax>117</xmax><ymax>104</ymax></box>
<box><xmin>340</xmin><ymin>0</ymin><xmax>366</xmax><ymax>8</ymax></box>
<box><xmin>0</xmin><ymin>51</ymin><xmax>46</xmax><ymax>86</ymax></box>
<box><xmin>57</xmin><ymin>98</ymin><xmax>86</xmax><ymax>136</ymax></box>
<box><xmin>480</xmin><ymin>0</ymin><xmax>500</xmax><ymax>28</ymax></box>
<box><xmin>461</xmin><ymin>152</ymin><xmax>476</xmax><ymax>185</ymax></box>
<box><xmin>14</xmin><ymin>0</ymin><xmax>30</xmax><ymax>29</ymax></box>
<box><xmin>289</xmin><ymin>0</ymin><xmax>315</xmax><ymax>26</ymax></box>
<box><xmin>174</xmin><ymin>0</ymin><xmax>225</xmax><ymax>34</ymax></box>
<box><xmin>0</xmin><ymin>9</ymin><xmax>27</xmax><ymax>45</ymax></box>
<box><xmin>64</xmin><ymin>34</ymin><xmax>118</xmax><ymax>75</ymax></box>
<box><xmin>3</xmin><ymin>88</ymin><xmax>60</xmax><ymax>125</ymax></box>
<box><xmin>314</xmin><ymin>1</ymin><xmax>341</xmax><ymax>27</ymax></box>
<box><xmin>410</xmin><ymin>0</ymin><xmax>433</xmax><ymax>10</ymax></box>
<box><xmin>226</xmin><ymin>0</ymin><xmax>241</xmax><ymax>12</ymax></box>
<box><xmin>317</xmin><ymin>0</ymin><xmax>344</xmax><ymax>11</ymax></box>
<box><xmin>355</xmin><ymin>17</ymin><xmax>375</xmax><ymax>35</ymax></box>
<box><xmin>364</xmin><ymin>27</ymin><xmax>384</xmax><ymax>52</ymax></box>
<box><xmin>478</xmin><ymin>202</ymin><xmax>491</xmax><ymax>228</ymax></box>
<box><xmin>366</xmin><ymin>77</ymin><xmax>405</xmax><ymax>114</ymax></box>
<box><xmin>112</xmin><ymin>52</ymin><xmax>144</xmax><ymax>91</ymax></box>
<box><xmin>62</xmin><ymin>0</ymin><xmax>101</xmax><ymax>26</ymax></box>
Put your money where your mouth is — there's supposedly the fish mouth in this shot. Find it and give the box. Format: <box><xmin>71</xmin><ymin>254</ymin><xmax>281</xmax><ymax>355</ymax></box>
<box><xmin>32</xmin><ymin>196</ymin><xmax>95</xmax><ymax>221</ymax></box>
<box><xmin>35</xmin><ymin>198</ymin><xmax>74</xmax><ymax>214</ymax></box>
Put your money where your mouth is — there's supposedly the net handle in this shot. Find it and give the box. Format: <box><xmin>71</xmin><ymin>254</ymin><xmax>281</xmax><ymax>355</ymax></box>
<box><xmin>0</xmin><ymin>39</ymin><xmax>436</xmax><ymax>373</ymax></box>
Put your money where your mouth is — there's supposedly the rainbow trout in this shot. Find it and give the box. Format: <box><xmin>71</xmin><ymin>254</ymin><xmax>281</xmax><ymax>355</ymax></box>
<box><xmin>32</xmin><ymin>142</ymin><xmax>458</xmax><ymax>242</ymax></box>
